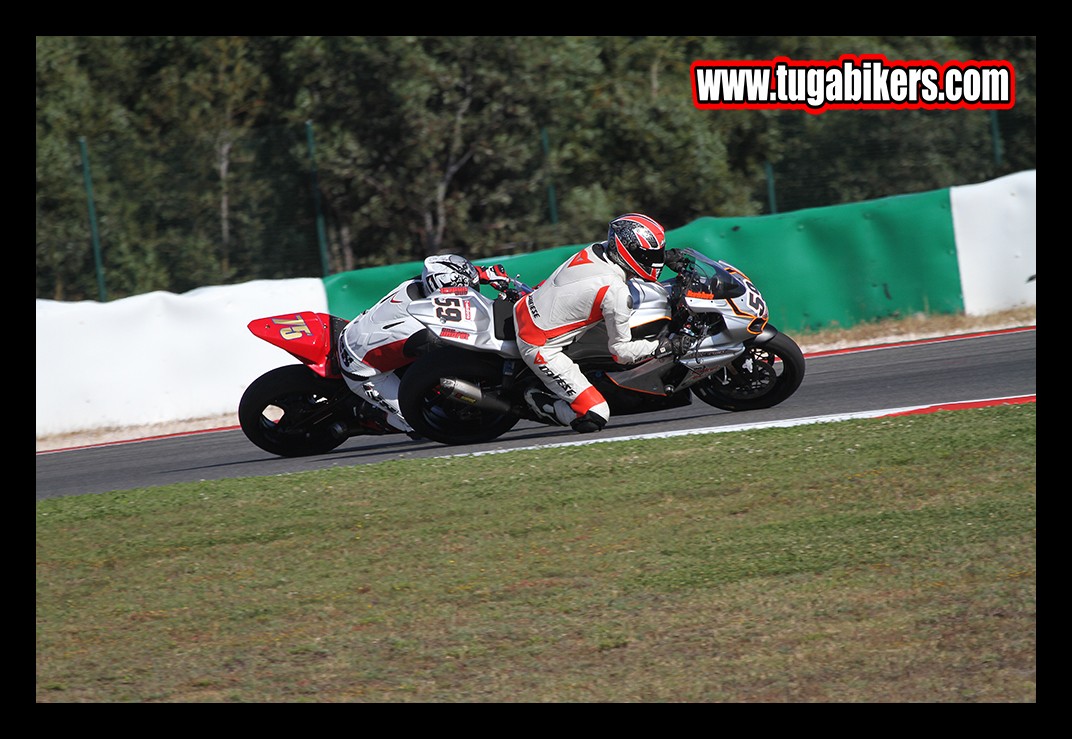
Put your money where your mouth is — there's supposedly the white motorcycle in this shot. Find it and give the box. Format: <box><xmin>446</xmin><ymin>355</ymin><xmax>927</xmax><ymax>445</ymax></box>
<box><xmin>398</xmin><ymin>248</ymin><xmax>806</xmax><ymax>445</ymax></box>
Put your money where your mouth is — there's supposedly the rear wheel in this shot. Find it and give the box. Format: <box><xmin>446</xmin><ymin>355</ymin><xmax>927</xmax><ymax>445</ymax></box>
<box><xmin>692</xmin><ymin>331</ymin><xmax>806</xmax><ymax>411</ymax></box>
<box><xmin>398</xmin><ymin>348</ymin><xmax>521</xmax><ymax>445</ymax></box>
<box><xmin>238</xmin><ymin>365</ymin><xmax>351</xmax><ymax>457</ymax></box>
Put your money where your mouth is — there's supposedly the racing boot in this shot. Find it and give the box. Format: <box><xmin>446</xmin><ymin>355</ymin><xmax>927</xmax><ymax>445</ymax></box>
<box><xmin>524</xmin><ymin>387</ymin><xmax>573</xmax><ymax>427</ymax></box>
<box><xmin>570</xmin><ymin>410</ymin><xmax>607</xmax><ymax>434</ymax></box>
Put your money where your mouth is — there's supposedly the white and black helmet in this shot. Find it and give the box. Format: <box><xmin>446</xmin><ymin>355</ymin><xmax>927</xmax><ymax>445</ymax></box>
<box><xmin>421</xmin><ymin>254</ymin><xmax>479</xmax><ymax>294</ymax></box>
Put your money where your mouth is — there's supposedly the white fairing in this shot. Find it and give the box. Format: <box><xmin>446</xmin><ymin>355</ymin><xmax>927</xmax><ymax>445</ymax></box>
<box><xmin>602</xmin><ymin>255</ymin><xmax>771</xmax><ymax>391</ymax></box>
<box><xmin>339</xmin><ymin>284</ymin><xmax>426</xmax><ymax>379</ymax></box>
<box><xmin>628</xmin><ymin>279</ymin><xmax>673</xmax><ymax>329</ymax></box>
<box><xmin>406</xmin><ymin>287</ymin><xmax>522</xmax><ymax>358</ymax></box>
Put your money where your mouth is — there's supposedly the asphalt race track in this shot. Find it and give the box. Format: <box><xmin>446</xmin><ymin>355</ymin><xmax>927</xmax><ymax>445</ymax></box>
<box><xmin>36</xmin><ymin>329</ymin><xmax>1036</xmax><ymax>501</ymax></box>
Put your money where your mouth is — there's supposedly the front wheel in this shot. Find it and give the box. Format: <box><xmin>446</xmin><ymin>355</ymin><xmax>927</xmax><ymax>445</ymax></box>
<box><xmin>691</xmin><ymin>331</ymin><xmax>806</xmax><ymax>411</ymax></box>
<box><xmin>398</xmin><ymin>347</ymin><xmax>521</xmax><ymax>445</ymax></box>
<box><xmin>238</xmin><ymin>365</ymin><xmax>351</xmax><ymax>457</ymax></box>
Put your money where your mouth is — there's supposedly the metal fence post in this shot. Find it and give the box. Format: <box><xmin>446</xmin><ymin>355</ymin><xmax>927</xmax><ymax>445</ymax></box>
<box><xmin>306</xmin><ymin>121</ymin><xmax>331</xmax><ymax>277</ymax></box>
<box><xmin>765</xmin><ymin>161</ymin><xmax>778</xmax><ymax>215</ymax></box>
<box><xmin>79</xmin><ymin>137</ymin><xmax>107</xmax><ymax>302</ymax></box>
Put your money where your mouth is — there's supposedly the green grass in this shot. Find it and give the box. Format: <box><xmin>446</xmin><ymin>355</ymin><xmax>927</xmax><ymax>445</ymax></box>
<box><xmin>36</xmin><ymin>404</ymin><xmax>1036</xmax><ymax>703</ymax></box>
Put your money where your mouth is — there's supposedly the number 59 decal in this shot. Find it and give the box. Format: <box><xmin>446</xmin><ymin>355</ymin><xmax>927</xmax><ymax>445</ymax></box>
<box><xmin>434</xmin><ymin>296</ymin><xmax>464</xmax><ymax>323</ymax></box>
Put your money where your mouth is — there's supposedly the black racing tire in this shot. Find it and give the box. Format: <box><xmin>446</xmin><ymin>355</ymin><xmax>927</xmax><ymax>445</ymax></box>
<box><xmin>398</xmin><ymin>347</ymin><xmax>521</xmax><ymax>445</ymax></box>
<box><xmin>238</xmin><ymin>365</ymin><xmax>350</xmax><ymax>457</ymax></box>
<box><xmin>691</xmin><ymin>330</ymin><xmax>806</xmax><ymax>412</ymax></box>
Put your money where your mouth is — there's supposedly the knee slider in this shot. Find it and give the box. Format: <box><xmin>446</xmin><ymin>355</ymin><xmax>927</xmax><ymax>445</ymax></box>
<box><xmin>570</xmin><ymin>411</ymin><xmax>607</xmax><ymax>434</ymax></box>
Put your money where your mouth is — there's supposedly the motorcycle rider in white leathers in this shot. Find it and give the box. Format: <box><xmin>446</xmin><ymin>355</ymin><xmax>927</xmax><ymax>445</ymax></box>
<box><xmin>338</xmin><ymin>254</ymin><xmax>510</xmax><ymax>434</ymax></box>
<box><xmin>513</xmin><ymin>213</ymin><xmax>696</xmax><ymax>433</ymax></box>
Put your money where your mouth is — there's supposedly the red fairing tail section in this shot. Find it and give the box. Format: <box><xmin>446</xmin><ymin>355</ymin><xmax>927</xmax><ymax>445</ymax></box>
<box><xmin>247</xmin><ymin>312</ymin><xmax>336</xmax><ymax>378</ymax></box>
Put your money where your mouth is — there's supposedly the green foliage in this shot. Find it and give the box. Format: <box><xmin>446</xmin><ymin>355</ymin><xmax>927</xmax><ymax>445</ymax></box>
<box><xmin>36</xmin><ymin>405</ymin><xmax>1036</xmax><ymax>702</ymax></box>
<box><xmin>36</xmin><ymin>36</ymin><xmax>1037</xmax><ymax>302</ymax></box>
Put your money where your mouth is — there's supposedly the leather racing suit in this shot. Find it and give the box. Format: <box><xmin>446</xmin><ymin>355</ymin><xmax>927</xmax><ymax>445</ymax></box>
<box><xmin>512</xmin><ymin>242</ymin><xmax>659</xmax><ymax>428</ymax></box>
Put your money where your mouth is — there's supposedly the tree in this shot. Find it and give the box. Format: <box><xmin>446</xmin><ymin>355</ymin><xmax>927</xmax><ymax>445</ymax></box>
<box><xmin>36</xmin><ymin>35</ymin><xmax>1036</xmax><ymax>300</ymax></box>
<box><xmin>133</xmin><ymin>36</ymin><xmax>279</xmax><ymax>289</ymax></box>
<box><xmin>283</xmin><ymin>36</ymin><xmax>563</xmax><ymax>265</ymax></box>
<box><xmin>36</xmin><ymin>36</ymin><xmax>143</xmax><ymax>300</ymax></box>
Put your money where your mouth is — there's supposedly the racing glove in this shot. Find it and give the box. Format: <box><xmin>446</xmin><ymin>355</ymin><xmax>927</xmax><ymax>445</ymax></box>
<box><xmin>664</xmin><ymin>248</ymin><xmax>690</xmax><ymax>274</ymax></box>
<box><xmin>476</xmin><ymin>264</ymin><xmax>511</xmax><ymax>292</ymax></box>
<box><xmin>653</xmin><ymin>332</ymin><xmax>697</xmax><ymax>359</ymax></box>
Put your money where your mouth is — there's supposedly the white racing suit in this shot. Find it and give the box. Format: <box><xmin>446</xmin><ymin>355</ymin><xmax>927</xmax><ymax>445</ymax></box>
<box><xmin>339</xmin><ymin>263</ymin><xmax>509</xmax><ymax>434</ymax></box>
<box><xmin>512</xmin><ymin>242</ymin><xmax>659</xmax><ymax>430</ymax></box>
<box><xmin>338</xmin><ymin>279</ymin><xmax>428</xmax><ymax>433</ymax></box>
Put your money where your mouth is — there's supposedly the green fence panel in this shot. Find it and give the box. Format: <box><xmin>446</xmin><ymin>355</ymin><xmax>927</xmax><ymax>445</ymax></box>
<box><xmin>668</xmin><ymin>188</ymin><xmax>963</xmax><ymax>332</ymax></box>
<box><xmin>325</xmin><ymin>189</ymin><xmax>964</xmax><ymax>332</ymax></box>
<box><xmin>323</xmin><ymin>262</ymin><xmax>424</xmax><ymax>319</ymax></box>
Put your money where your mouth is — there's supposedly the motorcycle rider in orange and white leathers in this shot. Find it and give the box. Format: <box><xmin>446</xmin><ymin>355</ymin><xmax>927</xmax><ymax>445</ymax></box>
<box><xmin>338</xmin><ymin>254</ymin><xmax>510</xmax><ymax>434</ymax></box>
<box><xmin>513</xmin><ymin>213</ymin><xmax>695</xmax><ymax>433</ymax></box>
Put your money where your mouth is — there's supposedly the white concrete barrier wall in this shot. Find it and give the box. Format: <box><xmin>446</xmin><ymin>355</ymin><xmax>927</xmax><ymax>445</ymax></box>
<box><xmin>950</xmin><ymin>170</ymin><xmax>1036</xmax><ymax>315</ymax></box>
<box><xmin>36</xmin><ymin>278</ymin><xmax>328</xmax><ymax>437</ymax></box>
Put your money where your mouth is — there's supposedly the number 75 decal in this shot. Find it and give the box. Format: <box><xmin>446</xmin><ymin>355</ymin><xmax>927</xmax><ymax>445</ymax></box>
<box><xmin>272</xmin><ymin>315</ymin><xmax>313</xmax><ymax>340</ymax></box>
